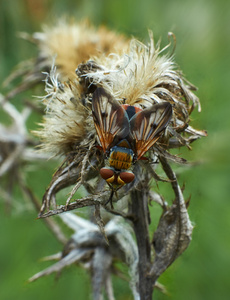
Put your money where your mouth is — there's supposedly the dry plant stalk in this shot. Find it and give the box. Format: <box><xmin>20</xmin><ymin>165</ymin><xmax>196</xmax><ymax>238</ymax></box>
<box><xmin>1</xmin><ymin>20</ymin><xmax>207</xmax><ymax>299</ymax></box>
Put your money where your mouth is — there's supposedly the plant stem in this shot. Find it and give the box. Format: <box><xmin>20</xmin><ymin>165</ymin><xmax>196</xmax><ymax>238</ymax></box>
<box><xmin>130</xmin><ymin>183</ymin><xmax>154</xmax><ymax>299</ymax></box>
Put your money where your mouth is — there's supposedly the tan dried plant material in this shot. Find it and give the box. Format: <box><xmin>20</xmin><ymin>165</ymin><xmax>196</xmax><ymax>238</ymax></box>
<box><xmin>31</xmin><ymin>24</ymin><xmax>206</xmax><ymax>159</ymax></box>
<box><xmin>2</xmin><ymin>19</ymin><xmax>207</xmax><ymax>299</ymax></box>
<box><xmin>32</xmin><ymin>19</ymin><xmax>129</xmax><ymax>81</ymax></box>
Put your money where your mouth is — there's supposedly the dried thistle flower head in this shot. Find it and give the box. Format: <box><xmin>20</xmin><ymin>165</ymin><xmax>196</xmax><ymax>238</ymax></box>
<box><xmin>29</xmin><ymin>213</ymin><xmax>139</xmax><ymax>300</ymax></box>
<box><xmin>24</xmin><ymin>21</ymin><xmax>206</xmax><ymax>217</ymax></box>
<box><xmin>3</xmin><ymin>19</ymin><xmax>207</xmax><ymax>299</ymax></box>
<box><xmin>34</xmin><ymin>25</ymin><xmax>206</xmax><ymax>161</ymax></box>
<box><xmin>32</xmin><ymin>19</ymin><xmax>129</xmax><ymax>81</ymax></box>
<box><xmin>34</xmin><ymin>73</ymin><xmax>93</xmax><ymax>156</ymax></box>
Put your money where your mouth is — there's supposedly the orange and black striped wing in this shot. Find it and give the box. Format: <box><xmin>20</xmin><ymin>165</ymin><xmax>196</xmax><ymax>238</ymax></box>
<box><xmin>130</xmin><ymin>102</ymin><xmax>172</xmax><ymax>160</ymax></box>
<box><xmin>92</xmin><ymin>87</ymin><xmax>130</xmax><ymax>152</ymax></box>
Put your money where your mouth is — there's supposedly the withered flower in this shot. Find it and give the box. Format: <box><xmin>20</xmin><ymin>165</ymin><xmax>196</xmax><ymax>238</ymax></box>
<box><xmin>29</xmin><ymin>213</ymin><xmax>139</xmax><ymax>300</ymax></box>
<box><xmin>31</xmin><ymin>24</ymin><xmax>206</xmax><ymax>214</ymax></box>
<box><xmin>3</xmin><ymin>20</ymin><xmax>207</xmax><ymax>299</ymax></box>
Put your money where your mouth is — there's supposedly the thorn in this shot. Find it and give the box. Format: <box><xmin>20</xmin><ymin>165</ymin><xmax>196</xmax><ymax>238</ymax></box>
<box><xmin>186</xmin><ymin>195</ymin><xmax>192</xmax><ymax>208</ymax></box>
<box><xmin>181</xmin><ymin>182</ymin><xmax>186</xmax><ymax>193</ymax></box>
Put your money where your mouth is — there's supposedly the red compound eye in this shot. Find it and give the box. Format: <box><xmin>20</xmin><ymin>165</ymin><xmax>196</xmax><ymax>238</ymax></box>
<box><xmin>100</xmin><ymin>168</ymin><xmax>114</xmax><ymax>180</ymax></box>
<box><xmin>119</xmin><ymin>171</ymin><xmax>135</xmax><ymax>183</ymax></box>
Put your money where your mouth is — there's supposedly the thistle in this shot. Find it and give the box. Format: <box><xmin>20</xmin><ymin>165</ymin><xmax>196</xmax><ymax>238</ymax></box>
<box><xmin>2</xmin><ymin>20</ymin><xmax>207</xmax><ymax>299</ymax></box>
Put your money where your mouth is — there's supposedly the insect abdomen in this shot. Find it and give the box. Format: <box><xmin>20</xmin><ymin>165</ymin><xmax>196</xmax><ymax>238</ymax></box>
<box><xmin>109</xmin><ymin>146</ymin><xmax>133</xmax><ymax>170</ymax></box>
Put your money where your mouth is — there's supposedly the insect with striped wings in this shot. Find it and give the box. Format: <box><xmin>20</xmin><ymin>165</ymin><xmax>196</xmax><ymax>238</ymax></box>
<box><xmin>92</xmin><ymin>87</ymin><xmax>173</xmax><ymax>206</ymax></box>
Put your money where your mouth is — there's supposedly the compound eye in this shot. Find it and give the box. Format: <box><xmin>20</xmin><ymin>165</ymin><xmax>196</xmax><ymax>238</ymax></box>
<box><xmin>119</xmin><ymin>171</ymin><xmax>135</xmax><ymax>183</ymax></box>
<box><xmin>100</xmin><ymin>167</ymin><xmax>114</xmax><ymax>180</ymax></box>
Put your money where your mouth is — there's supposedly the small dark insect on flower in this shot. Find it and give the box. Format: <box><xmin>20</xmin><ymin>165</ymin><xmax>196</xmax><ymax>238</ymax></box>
<box><xmin>92</xmin><ymin>87</ymin><xmax>173</xmax><ymax>206</ymax></box>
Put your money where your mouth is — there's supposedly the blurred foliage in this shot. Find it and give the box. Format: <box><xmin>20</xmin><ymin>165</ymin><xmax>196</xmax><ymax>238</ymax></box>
<box><xmin>0</xmin><ymin>0</ymin><xmax>229</xmax><ymax>299</ymax></box>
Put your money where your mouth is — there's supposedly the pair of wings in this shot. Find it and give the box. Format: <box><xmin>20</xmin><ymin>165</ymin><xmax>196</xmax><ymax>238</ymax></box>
<box><xmin>92</xmin><ymin>87</ymin><xmax>172</xmax><ymax>160</ymax></box>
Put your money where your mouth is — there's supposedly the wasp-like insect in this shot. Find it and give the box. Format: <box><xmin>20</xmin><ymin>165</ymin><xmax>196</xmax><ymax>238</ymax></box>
<box><xmin>92</xmin><ymin>87</ymin><xmax>172</xmax><ymax>206</ymax></box>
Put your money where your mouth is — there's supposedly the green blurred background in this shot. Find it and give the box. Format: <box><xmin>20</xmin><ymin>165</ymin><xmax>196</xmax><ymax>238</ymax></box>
<box><xmin>0</xmin><ymin>0</ymin><xmax>229</xmax><ymax>299</ymax></box>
